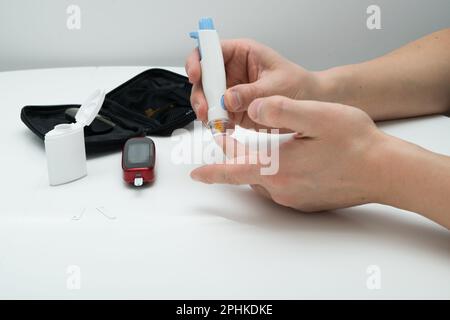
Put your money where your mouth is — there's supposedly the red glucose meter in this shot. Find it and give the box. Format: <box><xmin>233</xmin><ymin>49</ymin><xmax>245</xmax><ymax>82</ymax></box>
<box><xmin>122</xmin><ymin>137</ymin><xmax>155</xmax><ymax>186</ymax></box>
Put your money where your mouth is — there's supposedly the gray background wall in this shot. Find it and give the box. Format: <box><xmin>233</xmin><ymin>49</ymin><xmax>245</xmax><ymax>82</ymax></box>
<box><xmin>0</xmin><ymin>0</ymin><xmax>449</xmax><ymax>72</ymax></box>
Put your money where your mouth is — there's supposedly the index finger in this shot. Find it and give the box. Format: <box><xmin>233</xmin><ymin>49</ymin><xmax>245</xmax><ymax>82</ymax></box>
<box><xmin>190</xmin><ymin>162</ymin><xmax>261</xmax><ymax>185</ymax></box>
<box><xmin>185</xmin><ymin>39</ymin><xmax>242</xmax><ymax>84</ymax></box>
<box><xmin>213</xmin><ymin>134</ymin><xmax>248</xmax><ymax>160</ymax></box>
<box><xmin>185</xmin><ymin>48</ymin><xmax>201</xmax><ymax>83</ymax></box>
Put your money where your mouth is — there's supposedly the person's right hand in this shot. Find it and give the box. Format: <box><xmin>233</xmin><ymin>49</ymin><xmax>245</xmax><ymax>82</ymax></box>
<box><xmin>185</xmin><ymin>39</ymin><xmax>321</xmax><ymax>131</ymax></box>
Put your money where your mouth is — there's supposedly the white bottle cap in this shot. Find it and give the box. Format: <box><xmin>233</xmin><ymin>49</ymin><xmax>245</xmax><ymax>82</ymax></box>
<box><xmin>44</xmin><ymin>89</ymin><xmax>106</xmax><ymax>186</ymax></box>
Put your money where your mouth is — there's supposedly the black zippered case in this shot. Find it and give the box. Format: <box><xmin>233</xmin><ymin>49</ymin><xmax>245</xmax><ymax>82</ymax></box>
<box><xmin>20</xmin><ymin>68</ymin><xmax>195</xmax><ymax>153</ymax></box>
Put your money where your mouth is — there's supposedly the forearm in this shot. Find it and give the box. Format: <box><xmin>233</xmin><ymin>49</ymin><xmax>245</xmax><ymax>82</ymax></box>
<box><xmin>315</xmin><ymin>29</ymin><xmax>450</xmax><ymax>121</ymax></box>
<box><xmin>373</xmin><ymin>134</ymin><xmax>450</xmax><ymax>229</ymax></box>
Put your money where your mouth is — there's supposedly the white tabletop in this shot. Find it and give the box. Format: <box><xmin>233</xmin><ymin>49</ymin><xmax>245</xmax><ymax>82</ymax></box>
<box><xmin>0</xmin><ymin>67</ymin><xmax>448</xmax><ymax>299</ymax></box>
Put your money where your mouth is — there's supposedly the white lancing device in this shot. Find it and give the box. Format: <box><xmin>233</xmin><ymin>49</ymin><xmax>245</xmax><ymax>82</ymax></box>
<box><xmin>190</xmin><ymin>18</ymin><xmax>229</xmax><ymax>130</ymax></box>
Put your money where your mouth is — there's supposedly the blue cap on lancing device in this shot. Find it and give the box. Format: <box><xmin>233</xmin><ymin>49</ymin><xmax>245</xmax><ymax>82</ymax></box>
<box><xmin>190</xmin><ymin>18</ymin><xmax>215</xmax><ymax>39</ymax></box>
<box><xmin>199</xmin><ymin>17</ymin><xmax>215</xmax><ymax>30</ymax></box>
<box><xmin>190</xmin><ymin>18</ymin><xmax>216</xmax><ymax>59</ymax></box>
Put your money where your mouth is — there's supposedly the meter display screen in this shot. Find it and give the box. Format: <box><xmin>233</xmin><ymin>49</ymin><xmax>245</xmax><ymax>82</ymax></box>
<box><xmin>128</xmin><ymin>143</ymin><xmax>150</xmax><ymax>164</ymax></box>
<box><xmin>123</xmin><ymin>138</ymin><xmax>155</xmax><ymax>169</ymax></box>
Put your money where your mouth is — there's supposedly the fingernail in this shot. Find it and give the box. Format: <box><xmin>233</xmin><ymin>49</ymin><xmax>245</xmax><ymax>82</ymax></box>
<box><xmin>230</xmin><ymin>89</ymin><xmax>241</xmax><ymax>110</ymax></box>
<box><xmin>248</xmin><ymin>100</ymin><xmax>262</xmax><ymax>120</ymax></box>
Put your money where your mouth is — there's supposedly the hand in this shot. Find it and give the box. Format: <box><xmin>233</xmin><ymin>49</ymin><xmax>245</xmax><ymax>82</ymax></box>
<box><xmin>185</xmin><ymin>39</ymin><xmax>321</xmax><ymax>131</ymax></box>
<box><xmin>190</xmin><ymin>96</ymin><xmax>388</xmax><ymax>212</ymax></box>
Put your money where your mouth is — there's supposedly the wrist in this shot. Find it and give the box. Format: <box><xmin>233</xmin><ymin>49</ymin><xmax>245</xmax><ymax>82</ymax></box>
<box><xmin>291</xmin><ymin>64</ymin><xmax>341</xmax><ymax>102</ymax></box>
<box><xmin>363</xmin><ymin>132</ymin><xmax>405</xmax><ymax>205</ymax></box>
<box><xmin>351</xmin><ymin>130</ymin><xmax>393</xmax><ymax>205</ymax></box>
<box><xmin>367</xmin><ymin>132</ymin><xmax>433</xmax><ymax>208</ymax></box>
<box><xmin>357</xmin><ymin>129</ymin><xmax>428</xmax><ymax>207</ymax></box>
<box><xmin>362</xmin><ymin>128</ymin><xmax>450</xmax><ymax>229</ymax></box>
<box><xmin>312</xmin><ymin>66</ymin><xmax>351</xmax><ymax>103</ymax></box>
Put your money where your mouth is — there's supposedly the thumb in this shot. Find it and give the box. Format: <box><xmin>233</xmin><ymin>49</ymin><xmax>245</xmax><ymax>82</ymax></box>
<box><xmin>224</xmin><ymin>79</ymin><xmax>269</xmax><ymax>112</ymax></box>
<box><xmin>247</xmin><ymin>96</ymin><xmax>324</xmax><ymax>135</ymax></box>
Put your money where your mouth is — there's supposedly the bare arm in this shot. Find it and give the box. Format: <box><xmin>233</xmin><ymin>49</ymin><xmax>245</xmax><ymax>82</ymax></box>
<box><xmin>376</xmin><ymin>135</ymin><xmax>450</xmax><ymax>229</ymax></box>
<box><xmin>315</xmin><ymin>28</ymin><xmax>450</xmax><ymax>120</ymax></box>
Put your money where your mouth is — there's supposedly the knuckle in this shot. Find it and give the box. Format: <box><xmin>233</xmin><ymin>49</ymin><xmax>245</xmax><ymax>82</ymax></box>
<box><xmin>191</xmin><ymin>86</ymin><xmax>203</xmax><ymax>101</ymax></box>
<box><xmin>237</xmin><ymin>38</ymin><xmax>255</xmax><ymax>46</ymax></box>
<box><xmin>234</xmin><ymin>38</ymin><xmax>260</xmax><ymax>54</ymax></box>
<box><xmin>246</xmin><ymin>85</ymin><xmax>257</xmax><ymax>99</ymax></box>
<box><xmin>190</xmin><ymin>96</ymin><xmax>197</xmax><ymax>108</ymax></box>
<box><xmin>185</xmin><ymin>56</ymin><xmax>194</xmax><ymax>71</ymax></box>
<box><xmin>222</xmin><ymin>171</ymin><xmax>239</xmax><ymax>185</ymax></box>
<box><xmin>263</xmin><ymin>97</ymin><xmax>285</xmax><ymax>122</ymax></box>
<box><xmin>320</xmin><ymin>102</ymin><xmax>347</xmax><ymax>120</ymax></box>
<box><xmin>244</xmin><ymin>85</ymin><xmax>264</xmax><ymax>104</ymax></box>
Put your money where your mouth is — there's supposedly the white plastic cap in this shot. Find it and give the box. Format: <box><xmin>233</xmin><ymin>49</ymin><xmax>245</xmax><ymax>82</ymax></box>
<box><xmin>44</xmin><ymin>89</ymin><xmax>105</xmax><ymax>186</ymax></box>
<box><xmin>75</xmin><ymin>89</ymin><xmax>106</xmax><ymax>126</ymax></box>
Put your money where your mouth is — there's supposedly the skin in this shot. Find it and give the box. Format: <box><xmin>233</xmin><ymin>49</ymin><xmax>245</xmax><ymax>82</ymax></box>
<box><xmin>185</xmin><ymin>29</ymin><xmax>450</xmax><ymax>229</ymax></box>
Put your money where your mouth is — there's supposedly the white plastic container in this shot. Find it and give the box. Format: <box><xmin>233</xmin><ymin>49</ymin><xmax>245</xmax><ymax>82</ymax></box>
<box><xmin>44</xmin><ymin>89</ymin><xmax>105</xmax><ymax>186</ymax></box>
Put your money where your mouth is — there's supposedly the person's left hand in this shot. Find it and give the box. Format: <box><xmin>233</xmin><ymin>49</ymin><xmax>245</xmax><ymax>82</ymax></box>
<box><xmin>190</xmin><ymin>96</ymin><xmax>390</xmax><ymax>212</ymax></box>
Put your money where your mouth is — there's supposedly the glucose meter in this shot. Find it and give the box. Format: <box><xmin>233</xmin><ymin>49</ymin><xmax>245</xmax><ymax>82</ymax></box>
<box><xmin>122</xmin><ymin>137</ymin><xmax>155</xmax><ymax>187</ymax></box>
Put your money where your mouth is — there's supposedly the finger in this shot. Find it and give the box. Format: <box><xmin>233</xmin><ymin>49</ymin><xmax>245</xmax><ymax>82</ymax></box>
<box><xmin>220</xmin><ymin>39</ymin><xmax>246</xmax><ymax>64</ymax></box>
<box><xmin>224</xmin><ymin>78</ymin><xmax>270</xmax><ymax>112</ymax></box>
<box><xmin>186</xmin><ymin>40</ymin><xmax>240</xmax><ymax>84</ymax></box>
<box><xmin>190</xmin><ymin>163</ymin><xmax>261</xmax><ymax>185</ymax></box>
<box><xmin>185</xmin><ymin>48</ymin><xmax>201</xmax><ymax>83</ymax></box>
<box><xmin>250</xmin><ymin>184</ymin><xmax>272</xmax><ymax>200</ymax></box>
<box><xmin>213</xmin><ymin>136</ymin><xmax>261</xmax><ymax>177</ymax></box>
<box><xmin>188</xmin><ymin>39</ymin><xmax>256</xmax><ymax>120</ymax></box>
<box><xmin>213</xmin><ymin>134</ymin><xmax>248</xmax><ymax>160</ymax></box>
<box><xmin>190</xmin><ymin>83</ymin><xmax>208</xmax><ymax>121</ymax></box>
<box><xmin>247</xmin><ymin>96</ymin><xmax>326</xmax><ymax>135</ymax></box>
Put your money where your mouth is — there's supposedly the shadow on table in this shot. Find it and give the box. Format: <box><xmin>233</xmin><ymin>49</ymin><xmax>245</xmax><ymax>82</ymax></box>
<box><xmin>192</xmin><ymin>187</ymin><xmax>450</xmax><ymax>256</ymax></box>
